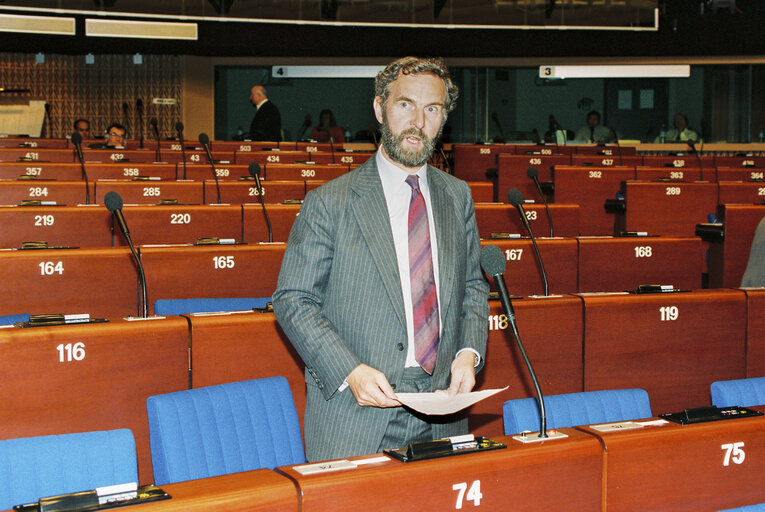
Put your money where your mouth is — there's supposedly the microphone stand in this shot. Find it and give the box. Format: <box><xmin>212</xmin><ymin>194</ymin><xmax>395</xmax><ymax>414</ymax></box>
<box><xmin>71</xmin><ymin>133</ymin><xmax>90</xmax><ymax>205</ymax></box>
<box><xmin>509</xmin><ymin>188</ymin><xmax>549</xmax><ymax>296</ymax></box>
<box><xmin>249</xmin><ymin>163</ymin><xmax>272</xmax><ymax>242</ymax></box>
<box><xmin>136</xmin><ymin>99</ymin><xmax>144</xmax><ymax>149</ymax></box>
<box><xmin>176</xmin><ymin>123</ymin><xmax>187</xmax><ymax>179</ymax></box>
<box><xmin>199</xmin><ymin>133</ymin><xmax>220</xmax><ymax>203</ymax></box>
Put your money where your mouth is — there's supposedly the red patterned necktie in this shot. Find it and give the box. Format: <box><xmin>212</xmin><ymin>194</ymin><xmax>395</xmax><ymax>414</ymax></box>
<box><xmin>405</xmin><ymin>174</ymin><xmax>440</xmax><ymax>374</ymax></box>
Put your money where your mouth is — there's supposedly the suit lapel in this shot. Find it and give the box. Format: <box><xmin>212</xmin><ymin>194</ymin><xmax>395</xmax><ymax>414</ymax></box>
<box><xmin>350</xmin><ymin>160</ymin><xmax>407</xmax><ymax>331</ymax></box>
<box><xmin>428</xmin><ymin>167</ymin><xmax>456</xmax><ymax>322</ymax></box>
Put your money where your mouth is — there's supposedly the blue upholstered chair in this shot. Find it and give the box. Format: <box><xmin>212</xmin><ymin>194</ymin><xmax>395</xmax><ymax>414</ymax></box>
<box><xmin>503</xmin><ymin>388</ymin><xmax>652</xmax><ymax>435</ymax></box>
<box><xmin>0</xmin><ymin>314</ymin><xmax>29</xmax><ymax>325</ymax></box>
<box><xmin>146</xmin><ymin>376</ymin><xmax>305</xmax><ymax>485</ymax></box>
<box><xmin>716</xmin><ymin>504</ymin><xmax>765</xmax><ymax>511</ymax></box>
<box><xmin>153</xmin><ymin>297</ymin><xmax>270</xmax><ymax>316</ymax></box>
<box><xmin>0</xmin><ymin>429</ymin><xmax>138</xmax><ymax>510</ymax></box>
<box><xmin>711</xmin><ymin>377</ymin><xmax>765</xmax><ymax>408</ymax></box>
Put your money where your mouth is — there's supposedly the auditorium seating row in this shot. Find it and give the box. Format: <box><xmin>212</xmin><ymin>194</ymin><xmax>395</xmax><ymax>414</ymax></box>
<box><xmin>0</xmin><ymin>288</ymin><xmax>761</xmax><ymax>491</ymax></box>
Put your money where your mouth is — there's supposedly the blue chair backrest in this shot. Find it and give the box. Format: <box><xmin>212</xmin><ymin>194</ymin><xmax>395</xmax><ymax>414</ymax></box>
<box><xmin>0</xmin><ymin>314</ymin><xmax>30</xmax><ymax>325</ymax></box>
<box><xmin>503</xmin><ymin>388</ymin><xmax>652</xmax><ymax>435</ymax></box>
<box><xmin>147</xmin><ymin>376</ymin><xmax>305</xmax><ymax>485</ymax></box>
<box><xmin>716</xmin><ymin>504</ymin><xmax>765</xmax><ymax>511</ymax></box>
<box><xmin>153</xmin><ymin>297</ymin><xmax>270</xmax><ymax>316</ymax></box>
<box><xmin>711</xmin><ymin>377</ymin><xmax>765</xmax><ymax>408</ymax></box>
<box><xmin>0</xmin><ymin>429</ymin><xmax>137</xmax><ymax>510</ymax></box>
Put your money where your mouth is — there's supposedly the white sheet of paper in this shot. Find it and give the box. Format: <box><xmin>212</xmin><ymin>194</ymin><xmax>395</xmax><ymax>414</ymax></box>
<box><xmin>396</xmin><ymin>386</ymin><xmax>509</xmax><ymax>415</ymax></box>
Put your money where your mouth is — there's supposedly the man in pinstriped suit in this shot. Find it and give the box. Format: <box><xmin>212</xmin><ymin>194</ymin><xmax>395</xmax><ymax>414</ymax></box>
<box><xmin>273</xmin><ymin>57</ymin><xmax>489</xmax><ymax>462</ymax></box>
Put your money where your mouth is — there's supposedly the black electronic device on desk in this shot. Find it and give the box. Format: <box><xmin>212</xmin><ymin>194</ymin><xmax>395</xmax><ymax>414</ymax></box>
<box><xmin>13</xmin><ymin>483</ymin><xmax>170</xmax><ymax>512</ymax></box>
<box><xmin>384</xmin><ymin>435</ymin><xmax>506</xmax><ymax>463</ymax></box>
<box><xmin>14</xmin><ymin>314</ymin><xmax>108</xmax><ymax>328</ymax></box>
<box><xmin>660</xmin><ymin>406</ymin><xmax>763</xmax><ymax>425</ymax></box>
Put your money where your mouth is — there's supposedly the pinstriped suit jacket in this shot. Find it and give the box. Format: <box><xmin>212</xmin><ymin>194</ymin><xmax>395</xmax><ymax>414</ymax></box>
<box><xmin>272</xmin><ymin>156</ymin><xmax>489</xmax><ymax>462</ymax></box>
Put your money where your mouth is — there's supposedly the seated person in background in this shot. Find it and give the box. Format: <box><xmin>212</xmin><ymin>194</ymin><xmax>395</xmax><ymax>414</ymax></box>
<box><xmin>574</xmin><ymin>110</ymin><xmax>615</xmax><ymax>143</ymax></box>
<box><xmin>88</xmin><ymin>123</ymin><xmax>126</xmax><ymax>149</ymax></box>
<box><xmin>655</xmin><ymin>113</ymin><xmax>700</xmax><ymax>143</ymax></box>
<box><xmin>73</xmin><ymin>118</ymin><xmax>91</xmax><ymax>139</ymax></box>
<box><xmin>309</xmin><ymin>109</ymin><xmax>346</xmax><ymax>143</ymax></box>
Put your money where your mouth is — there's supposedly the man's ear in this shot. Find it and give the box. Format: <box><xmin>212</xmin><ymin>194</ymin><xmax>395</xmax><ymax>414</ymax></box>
<box><xmin>373</xmin><ymin>96</ymin><xmax>384</xmax><ymax>124</ymax></box>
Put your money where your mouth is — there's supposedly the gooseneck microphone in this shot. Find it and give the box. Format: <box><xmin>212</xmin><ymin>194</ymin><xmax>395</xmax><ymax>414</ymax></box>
<box><xmin>150</xmin><ymin>117</ymin><xmax>161</xmax><ymax>162</ymax></box>
<box><xmin>480</xmin><ymin>244</ymin><xmax>547</xmax><ymax>439</ymax></box>
<box><xmin>70</xmin><ymin>132</ymin><xmax>90</xmax><ymax>205</ymax></box>
<box><xmin>687</xmin><ymin>140</ymin><xmax>705</xmax><ymax>181</ymax></box>
<box><xmin>122</xmin><ymin>102</ymin><xmax>130</xmax><ymax>139</ymax></box>
<box><xmin>297</xmin><ymin>114</ymin><xmax>311</xmax><ymax>141</ymax></box>
<box><xmin>526</xmin><ymin>167</ymin><xmax>553</xmax><ymax>237</ymax></box>
<box><xmin>175</xmin><ymin>121</ymin><xmax>187</xmax><ymax>179</ymax></box>
<box><xmin>199</xmin><ymin>133</ymin><xmax>221</xmax><ymax>204</ymax></box>
<box><xmin>135</xmin><ymin>98</ymin><xmax>144</xmax><ymax>149</ymax></box>
<box><xmin>508</xmin><ymin>188</ymin><xmax>549</xmax><ymax>296</ymax></box>
<box><xmin>249</xmin><ymin>162</ymin><xmax>273</xmax><ymax>243</ymax></box>
<box><xmin>105</xmin><ymin>191</ymin><xmax>147</xmax><ymax>318</ymax></box>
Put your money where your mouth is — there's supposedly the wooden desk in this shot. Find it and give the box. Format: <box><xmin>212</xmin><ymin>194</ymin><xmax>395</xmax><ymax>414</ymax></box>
<box><xmin>242</xmin><ymin>204</ymin><xmax>300</xmax><ymax>243</ymax></box>
<box><xmin>634</xmin><ymin>165</ymin><xmax>703</xmax><ymax>181</ymax></box>
<box><xmin>480</xmin><ymin>238</ymin><xmax>578</xmax><ymax>296</ymax></box>
<box><xmin>497</xmin><ymin>153</ymin><xmax>571</xmax><ymax>203</ymax></box>
<box><xmin>453</xmin><ymin>143</ymin><xmax>518</xmax><ymax>182</ymax></box>
<box><xmin>0</xmin><ymin>137</ymin><xmax>69</xmax><ymax>149</ymax></box>
<box><xmin>743</xmin><ymin>288</ymin><xmax>765</xmax><ymax>377</ymax></box>
<box><xmin>577</xmin><ymin>236</ymin><xmax>705</xmax><ymax>292</ymax></box>
<box><xmin>117</xmin><ymin>205</ymin><xmax>243</xmax><ymax>246</ymax></box>
<box><xmin>0</xmin><ymin>247</ymin><xmax>139</xmax><ymax>317</ymax></box>
<box><xmin>305</xmin><ymin>151</ymin><xmax>372</xmax><ymax>166</ymax></box>
<box><xmin>0</xmin><ymin>205</ymin><xmax>113</xmax><ymax>249</ymax></box>
<box><xmin>473</xmin><ymin>299</ymin><xmax>584</xmax><ymax>436</ymax></box>
<box><xmin>715</xmin><ymin>155</ymin><xmax>765</xmax><ymax>168</ymax></box>
<box><xmin>203</xmin><ymin>180</ymin><xmax>306</xmax><ymax>204</ymax></box>
<box><xmin>0</xmin><ymin>148</ymin><xmax>74</xmax><ymax>162</ymax></box>
<box><xmin>0</xmin><ymin>317</ymin><xmax>189</xmax><ymax>484</ymax></box>
<box><xmin>0</xmin><ymin>162</ymin><xmax>173</xmax><ymax>181</ymax></box>
<box><xmin>264</xmin><ymin>163</ymin><xmax>349</xmax><ymax>181</ymax></box>
<box><xmin>618</xmin><ymin>180</ymin><xmax>719</xmax><ymax>236</ymax></box>
<box><xmin>573</xmin><ymin>144</ymin><xmax>637</xmax><ymax>156</ymax></box>
<box><xmin>81</xmin><ymin>149</ymin><xmax>159</xmax><ymax>163</ymax></box>
<box><xmin>277</xmin><ymin>430</ymin><xmax>602</xmax><ymax>511</ymax></box>
<box><xmin>579</xmin><ymin>413</ymin><xmax>765</xmax><ymax>511</ymax></box>
<box><xmin>717</xmin><ymin>167</ymin><xmax>765</xmax><ymax>181</ymax></box>
<box><xmin>641</xmin><ymin>155</ymin><xmax>715</xmax><ymax>168</ymax></box>
<box><xmin>579</xmin><ymin>289</ymin><xmax>747</xmax><ymax>413</ymax></box>
<box><xmin>718</xmin><ymin>181</ymin><xmax>765</xmax><ymax>205</ymax></box>
<box><xmin>707</xmin><ymin>205</ymin><xmax>765</xmax><ymax>288</ymax></box>
<box><xmin>139</xmin><ymin>244</ymin><xmax>285</xmax><ymax>315</ymax></box>
<box><xmin>553</xmin><ymin>165</ymin><xmax>635</xmax><ymax>235</ymax></box>
<box><xmin>0</xmin><ymin>179</ymin><xmax>91</xmax><ymax>206</ymax></box>
<box><xmin>235</xmin><ymin>150</ymin><xmax>309</xmax><ymax>166</ymax></box>
<box><xmin>475</xmin><ymin>203</ymin><xmax>580</xmax><ymax>238</ymax></box>
<box><xmin>570</xmin><ymin>154</ymin><xmax>642</xmax><ymax>167</ymax></box>
<box><xmin>177</xmin><ymin>163</ymin><xmax>250</xmax><ymax>181</ymax></box>
<box><xmin>93</xmin><ymin>180</ymin><xmax>203</xmax><ymax>205</ymax></box>
<box><xmin>209</xmin><ymin>141</ymin><xmax>279</xmax><ymax>152</ymax></box>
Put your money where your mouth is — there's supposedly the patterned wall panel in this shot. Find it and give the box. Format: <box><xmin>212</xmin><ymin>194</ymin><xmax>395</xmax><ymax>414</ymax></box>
<box><xmin>0</xmin><ymin>53</ymin><xmax>182</xmax><ymax>141</ymax></box>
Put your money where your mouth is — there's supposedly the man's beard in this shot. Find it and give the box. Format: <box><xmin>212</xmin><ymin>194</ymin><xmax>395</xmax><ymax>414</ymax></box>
<box><xmin>380</xmin><ymin>119</ymin><xmax>441</xmax><ymax>168</ymax></box>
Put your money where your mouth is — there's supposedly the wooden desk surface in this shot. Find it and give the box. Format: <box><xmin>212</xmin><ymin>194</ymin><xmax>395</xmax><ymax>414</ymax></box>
<box><xmin>277</xmin><ymin>430</ymin><xmax>602</xmax><ymax>511</ymax></box>
<box><xmin>570</xmin><ymin>154</ymin><xmax>642</xmax><ymax>167</ymax></box>
<box><xmin>0</xmin><ymin>179</ymin><xmax>91</xmax><ymax>206</ymax></box>
<box><xmin>242</xmin><ymin>203</ymin><xmax>301</xmax><ymax>243</ymax></box>
<box><xmin>234</xmin><ymin>150</ymin><xmax>309</xmax><ymax>166</ymax></box>
<box><xmin>716</xmin><ymin>167</ymin><xmax>765</xmax><ymax>181</ymax></box>
<box><xmin>175</xmin><ymin>163</ymin><xmax>250</xmax><ymax>181</ymax></box>
<box><xmin>715</xmin><ymin>155</ymin><xmax>765</xmax><ymax>168</ymax></box>
<box><xmin>117</xmin><ymin>204</ymin><xmax>243</xmax><ymax>246</ymax></box>
<box><xmin>579</xmin><ymin>412</ymin><xmax>765</xmax><ymax>511</ymax></box>
<box><xmin>305</xmin><ymin>151</ymin><xmax>372</xmax><ymax>166</ymax></box>
<box><xmin>641</xmin><ymin>155</ymin><xmax>715</xmax><ymax>168</ymax></box>
<box><xmin>0</xmin><ymin>138</ymin><xmax>69</xmax><ymax>149</ymax></box>
<box><xmin>93</xmin><ymin>180</ymin><xmax>203</xmax><ymax>205</ymax></box>
<box><xmin>634</xmin><ymin>165</ymin><xmax>703</xmax><ymax>182</ymax></box>
<box><xmin>578</xmin><ymin>289</ymin><xmax>747</xmax><ymax>414</ymax></box>
<box><xmin>0</xmin><ymin>205</ymin><xmax>113</xmax><ymax>249</ymax></box>
<box><xmin>0</xmin><ymin>317</ymin><xmax>189</xmax><ymax>484</ymax></box>
<box><xmin>708</xmin><ymin>204</ymin><xmax>765</xmax><ymax>288</ymax></box>
<box><xmin>0</xmin><ymin>148</ymin><xmax>74</xmax><ymax>162</ymax></box>
<box><xmin>203</xmin><ymin>180</ymin><xmax>306</xmax><ymax>204</ymax></box>
<box><xmin>453</xmin><ymin>143</ymin><xmax>518</xmax><ymax>182</ymax></box>
<box><xmin>497</xmin><ymin>153</ymin><xmax>572</xmax><ymax>202</ymax></box>
<box><xmin>474</xmin><ymin>203</ymin><xmax>580</xmax><ymax>238</ymax></box>
<box><xmin>264</xmin><ymin>163</ymin><xmax>350</xmax><ymax>181</ymax></box>
<box><xmin>743</xmin><ymin>288</ymin><xmax>765</xmax><ymax>377</ymax></box>
<box><xmin>718</xmin><ymin>181</ymin><xmax>765</xmax><ymax>205</ymax></box>
<box><xmin>0</xmin><ymin>162</ymin><xmax>173</xmax><ymax>181</ymax></box>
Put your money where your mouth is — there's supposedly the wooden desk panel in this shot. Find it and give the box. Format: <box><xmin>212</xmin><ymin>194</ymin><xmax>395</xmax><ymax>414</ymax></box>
<box><xmin>0</xmin><ymin>180</ymin><xmax>91</xmax><ymax>206</ymax></box>
<box><xmin>718</xmin><ymin>181</ymin><xmax>765</xmax><ymax>205</ymax></box>
<box><xmin>620</xmin><ymin>180</ymin><xmax>719</xmax><ymax>236</ymax></box>
<box><xmin>715</xmin><ymin>155</ymin><xmax>765</xmax><ymax>168</ymax></box>
<box><xmin>0</xmin><ymin>138</ymin><xmax>69</xmax><ymax>149</ymax></box>
<box><xmin>570</xmin><ymin>154</ymin><xmax>643</xmax><ymax>167</ymax></box>
<box><xmin>580</xmin><ymin>289</ymin><xmax>747</xmax><ymax>413</ymax></box>
<box><xmin>264</xmin><ymin>163</ymin><xmax>349</xmax><ymax>181</ymax></box>
<box><xmin>480</xmin><ymin>239</ymin><xmax>578</xmax><ymax>296</ymax></box>
<box><xmin>0</xmin><ymin>148</ymin><xmax>74</xmax><ymax>162</ymax></box>
<box><xmin>235</xmin><ymin>151</ymin><xmax>309</xmax><ymax>166</ymax></box>
<box><xmin>475</xmin><ymin>203</ymin><xmax>580</xmax><ymax>238</ymax></box>
<box><xmin>0</xmin><ymin>205</ymin><xmax>113</xmax><ymax>249</ymax></box>
<box><xmin>580</xmin><ymin>414</ymin><xmax>765</xmax><ymax>511</ymax></box>
<box><xmin>242</xmin><ymin>204</ymin><xmax>300</xmax><ymax>243</ymax></box>
<box><xmin>0</xmin><ymin>317</ymin><xmax>189</xmax><ymax>484</ymax></box>
<box><xmin>0</xmin><ymin>162</ymin><xmax>176</xmax><ymax>181</ymax></box>
<box><xmin>577</xmin><ymin>236</ymin><xmax>705</xmax><ymax>292</ymax></box>
<box><xmin>306</xmin><ymin>151</ymin><xmax>372</xmax><ymax>166</ymax></box>
<box><xmin>717</xmin><ymin>167</ymin><xmax>765</xmax><ymax>181</ymax></box>
<box><xmin>497</xmin><ymin>154</ymin><xmax>571</xmax><ymax>203</ymax></box>
<box><xmin>178</xmin><ymin>164</ymin><xmax>250</xmax><ymax>181</ymax></box>
<box><xmin>81</xmin><ymin>149</ymin><xmax>158</xmax><ymax>163</ymax></box>
<box><xmin>117</xmin><ymin>205</ymin><xmax>243</xmax><ymax>246</ymax></box>
<box><xmin>203</xmin><ymin>180</ymin><xmax>306</xmax><ymax>204</ymax></box>
<box><xmin>707</xmin><ymin>205</ymin><xmax>765</xmax><ymax>288</ymax></box>
<box><xmin>634</xmin><ymin>165</ymin><xmax>702</xmax><ymax>181</ymax></box>
<box><xmin>209</xmin><ymin>141</ymin><xmax>279</xmax><ymax>152</ymax></box>
<box><xmin>641</xmin><ymin>155</ymin><xmax>715</xmax><ymax>168</ymax></box>
<box><xmin>93</xmin><ymin>180</ymin><xmax>203</xmax><ymax>205</ymax></box>
<box><xmin>0</xmin><ymin>162</ymin><xmax>79</xmax><ymax>180</ymax></box>
<box><xmin>574</xmin><ymin>144</ymin><xmax>637</xmax><ymax>155</ymax></box>
<box><xmin>553</xmin><ymin>165</ymin><xmax>635</xmax><ymax>236</ymax></box>
<box><xmin>292</xmin><ymin>141</ymin><xmax>337</xmax><ymax>152</ymax></box>
<box><xmin>0</xmin><ymin>247</ymin><xmax>140</xmax><ymax>317</ymax></box>
<box><xmin>473</xmin><ymin>299</ymin><xmax>583</xmax><ymax>436</ymax></box>
<box><xmin>140</xmin><ymin>244</ymin><xmax>285</xmax><ymax>315</ymax></box>
<box><xmin>453</xmin><ymin>143</ymin><xmax>518</xmax><ymax>181</ymax></box>
<box><xmin>744</xmin><ymin>289</ymin><xmax>765</xmax><ymax>377</ymax></box>
<box><xmin>278</xmin><ymin>430</ymin><xmax>602</xmax><ymax>512</ymax></box>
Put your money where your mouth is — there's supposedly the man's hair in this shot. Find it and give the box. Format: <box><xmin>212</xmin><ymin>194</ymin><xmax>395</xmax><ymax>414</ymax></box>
<box><xmin>374</xmin><ymin>56</ymin><xmax>459</xmax><ymax>116</ymax></box>
<box><xmin>106</xmin><ymin>123</ymin><xmax>126</xmax><ymax>134</ymax></box>
<box><xmin>73</xmin><ymin>118</ymin><xmax>89</xmax><ymax>129</ymax></box>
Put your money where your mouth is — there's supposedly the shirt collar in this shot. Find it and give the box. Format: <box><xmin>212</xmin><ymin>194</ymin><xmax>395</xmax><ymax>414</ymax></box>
<box><xmin>376</xmin><ymin>149</ymin><xmax>429</xmax><ymax>194</ymax></box>
<box><xmin>256</xmin><ymin>98</ymin><xmax>269</xmax><ymax>110</ymax></box>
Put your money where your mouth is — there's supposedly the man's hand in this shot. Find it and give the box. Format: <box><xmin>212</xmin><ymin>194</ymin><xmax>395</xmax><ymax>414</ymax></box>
<box><xmin>446</xmin><ymin>351</ymin><xmax>477</xmax><ymax>397</ymax></box>
<box><xmin>346</xmin><ymin>364</ymin><xmax>400</xmax><ymax>408</ymax></box>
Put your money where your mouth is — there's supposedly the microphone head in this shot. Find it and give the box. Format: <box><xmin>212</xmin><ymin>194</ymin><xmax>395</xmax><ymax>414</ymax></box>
<box><xmin>122</xmin><ymin>102</ymin><xmax>128</xmax><ymax>111</ymax></box>
<box><xmin>507</xmin><ymin>188</ymin><xmax>525</xmax><ymax>207</ymax></box>
<box><xmin>526</xmin><ymin>166</ymin><xmax>539</xmax><ymax>179</ymax></box>
<box><xmin>248</xmin><ymin>162</ymin><xmax>261</xmax><ymax>178</ymax></box>
<box><xmin>150</xmin><ymin>117</ymin><xmax>158</xmax><ymax>127</ymax></box>
<box><xmin>198</xmin><ymin>132</ymin><xmax>210</xmax><ymax>146</ymax></box>
<box><xmin>44</xmin><ymin>102</ymin><xmax>50</xmax><ymax>112</ymax></box>
<box><xmin>480</xmin><ymin>244</ymin><xmax>506</xmax><ymax>277</ymax></box>
<box><xmin>70</xmin><ymin>132</ymin><xmax>82</xmax><ymax>145</ymax></box>
<box><xmin>104</xmin><ymin>191</ymin><xmax>123</xmax><ymax>213</ymax></box>
<box><xmin>136</xmin><ymin>98</ymin><xmax>143</xmax><ymax>109</ymax></box>
<box><xmin>175</xmin><ymin>121</ymin><xmax>184</xmax><ymax>132</ymax></box>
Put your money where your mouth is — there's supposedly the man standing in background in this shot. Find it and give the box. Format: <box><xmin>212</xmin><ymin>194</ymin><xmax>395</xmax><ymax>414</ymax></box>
<box><xmin>248</xmin><ymin>85</ymin><xmax>281</xmax><ymax>141</ymax></box>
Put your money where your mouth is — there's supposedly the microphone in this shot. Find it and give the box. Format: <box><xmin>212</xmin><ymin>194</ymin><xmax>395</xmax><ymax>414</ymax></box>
<box><xmin>175</xmin><ymin>121</ymin><xmax>187</xmax><ymax>179</ymax></box>
<box><xmin>249</xmin><ymin>162</ymin><xmax>273</xmax><ymax>243</ymax></box>
<box><xmin>104</xmin><ymin>191</ymin><xmax>147</xmax><ymax>318</ymax></box>
<box><xmin>687</xmin><ymin>140</ymin><xmax>706</xmax><ymax>181</ymax></box>
<box><xmin>508</xmin><ymin>188</ymin><xmax>549</xmax><ymax>296</ymax></box>
<box><xmin>43</xmin><ymin>102</ymin><xmax>51</xmax><ymax>138</ymax></box>
<box><xmin>480</xmin><ymin>244</ymin><xmax>547</xmax><ymax>439</ymax></box>
<box><xmin>199</xmin><ymin>133</ymin><xmax>220</xmax><ymax>203</ymax></box>
<box><xmin>150</xmin><ymin>117</ymin><xmax>162</xmax><ymax>162</ymax></box>
<box><xmin>613</xmin><ymin>128</ymin><xmax>624</xmax><ymax>166</ymax></box>
<box><xmin>135</xmin><ymin>98</ymin><xmax>144</xmax><ymax>149</ymax></box>
<box><xmin>122</xmin><ymin>102</ymin><xmax>130</xmax><ymax>139</ymax></box>
<box><xmin>70</xmin><ymin>132</ymin><xmax>90</xmax><ymax>205</ymax></box>
<box><xmin>526</xmin><ymin>167</ymin><xmax>553</xmax><ymax>237</ymax></box>
<box><xmin>328</xmin><ymin>131</ymin><xmax>336</xmax><ymax>164</ymax></box>
<box><xmin>297</xmin><ymin>114</ymin><xmax>311</xmax><ymax>140</ymax></box>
